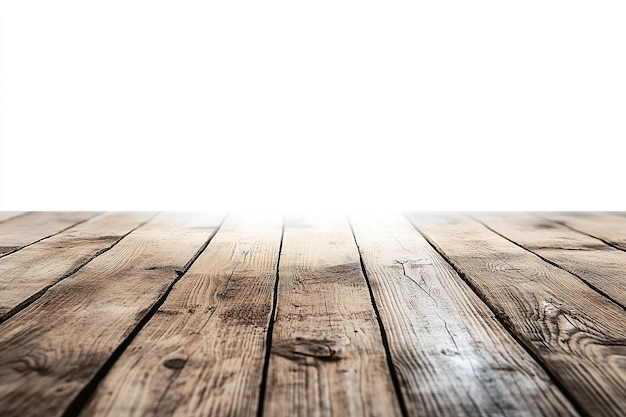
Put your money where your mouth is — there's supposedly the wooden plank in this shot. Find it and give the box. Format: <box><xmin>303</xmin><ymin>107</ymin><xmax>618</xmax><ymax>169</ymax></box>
<box><xmin>351</xmin><ymin>213</ymin><xmax>579</xmax><ymax>417</ymax></box>
<box><xmin>542</xmin><ymin>212</ymin><xmax>626</xmax><ymax>251</ymax></box>
<box><xmin>0</xmin><ymin>212</ymin><xmax>25</xmax><ymax>222</ymax></box>
<box><xmin>0</xmin><ymin>212</ymin><xmax>155</xmax><ymax>322</ymax></box>
<box><xmin>79</xmin><ymin>213</ymin><xmax>282</xmax><ymax>417</ymax></box>
<box><xmin>0</xmin><ymin>212</ymin><xmax>96</xmax><ymax>257</ymax></box>
<box><xmin>263</xmin><ymin>214</ymin><xmax>401</xmax><ymax>417</ymax></box>
<box><xmin>0</xmin><ymin>212</ymin><xmax>223</xmax><ymax>417</ymax></box>
<box><xmin>407</xmin><ymin>213</ymin><xmax>626</xmax><ymax>417</ymax></box>
<box><xmin>474</xmin><ymin>212</ymin><xmax>626</xmax><ymax>308</ymax></box>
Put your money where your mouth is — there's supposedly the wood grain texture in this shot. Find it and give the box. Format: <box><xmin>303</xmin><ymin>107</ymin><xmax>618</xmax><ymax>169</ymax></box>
<box><xmin>0</xmin><ymin>212</ymin><xmax>154</xmax><ymax>322</ymax></box>
<box><xmin>407</xmin><ymin>213</ymin><xmax>626</xmax><ymax>417</ymax></box>
<box><xmin>351</xmin><ymin>213</ymin><xmax>579</xmax><ymax>417</ymax></box>
<box><xmin>474</xmin><ymin>212</ymin><xmax>626</xmax><ymax>308</ymax></box>
<box><xmin>263</xmin><ymin>214</ymin><xmax>402</xmax><ymax>417</ymax></box>
<box><xmin>0</xmin><ymin>212</ymin><xmax>25</xmax><ymax>223</ymax></box>
<box><xmin>79</xmin><ymin>213</ymin><xmax>282</xmax><ymax>417</ymax></box>
<box><xmin>541</xmin><ymin>212</ymin><xmax>626</xmax><ymax>251</ymax></box>
<box><xmin>0</xmin><ymin>212</ymin><xmax>223</xmax><ymax>417</ymax></box>
<box><xmin>0</xmin><ymin>212</ymin><xmax>96</xmax><ymax>257</ymax></box>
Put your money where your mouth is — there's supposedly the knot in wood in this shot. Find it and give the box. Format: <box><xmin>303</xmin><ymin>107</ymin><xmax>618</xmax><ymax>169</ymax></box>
<box><xmin>273</xmin><ymin>339</ymin><xmax>342</xmax><ymax>363</ymax></box>
<box><xmin>163</xmin><ymin>358</ymin><xmax>187</xmax><ymax>369</ymax></box>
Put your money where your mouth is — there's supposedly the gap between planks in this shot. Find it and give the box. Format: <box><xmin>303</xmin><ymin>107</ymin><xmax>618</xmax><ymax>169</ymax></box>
<box><xmin>349</xmin><ymin>218</ymin><xmax>410</xmax><ymax>417</ymax></box>
<box><xmin>3</xmin><ymin>212</ymin><xmax>621</xmax><ymax>417</ymax></box>
<box><xmin>355</xmin><ymin>213</ymin><xmax>579</xmax><ymax>417</ymax></box>
<box><xmin>261</xmin><ymin>214</ymin><xmax>402</xmax><ymax>417</ymax></box>
<box><xmin>472</xmin><ymin>213</ymin><xmax>626</xmax><ymax>311</ymax></box>
<box><xmin>256</xmin><ymin>217</ymin><xmax>285</xmax><ymax>417</ymax></box>
<box><xmin>77</xmin><ymin>213</ymin><xmax>282</xmax><ymax>417</ymax></box>
<box><xmin>0</xmin><ymin>212</ymin><xmax>157</xmax><ymax>324</ymax></box>
<box><xmin>406</xmin><ymin>213</ymin><xmax>626</xmax><ymax>417</ymax></box>
<box><xmin>0</xmin><ymin>212</ymin><xmax>225</xmax><ymax>417</ymax></box>
<box><xmin>63</xmin><ymin>214</ymin><xmax>226</xmax><ymax>417</ymax></box>
<box><xmin>0</xmin><ymin>212</ymin><xmax>98</xmax><ymax>258</ymax></box>
<box><xmin>537</xmin><ymin>212</ymin><xmax>626</xmax><ymax>253</ymax></box>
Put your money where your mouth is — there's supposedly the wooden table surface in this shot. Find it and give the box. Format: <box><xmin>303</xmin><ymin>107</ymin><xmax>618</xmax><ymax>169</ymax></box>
<box><xmin>0</xmin><ymin>212</ymin><xmax>624</xmax><ymax>417</ymax></box>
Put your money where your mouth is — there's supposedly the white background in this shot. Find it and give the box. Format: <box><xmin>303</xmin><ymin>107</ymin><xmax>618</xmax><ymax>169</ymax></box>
<box><xmin>1</xmin><ymin>1</ymin><xmax>625</xmax><ymax>210</ymax></box>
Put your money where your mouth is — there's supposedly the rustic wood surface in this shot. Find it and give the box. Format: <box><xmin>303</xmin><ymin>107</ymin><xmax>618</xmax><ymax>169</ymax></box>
<box><xmin>540</xmin><ymin>212</ymin><xmax>626</xmax><ymax>251</ymax></box>
<box><xmin>0</xmin><ymin>212</ymin><xmax>24</xmax><ymax>223</ymax></box>
<box><xmin>407</xmin><ymin>213</ymin><xmax>626</xmax><ymax>417</ymax></box>
<box><xmin>79</xmin><ymin>213</ymin><xmax>281</xmax><ymax>417</ymax></box>
<box><xmin>0</xmin><ymin>212</ymin><xmax>223</xmax><ymax>417</ymax></box>
<box><xmin>0</xmin><ymin>211</ymin><xmax>624</xmax><ymax>417</ymax></box>
<box><xmin>351</xmin><ymin>213</ymin><xmax>579</xmax><ymax>417</ymax></box>
<box><xmin>0</xmin><ymin>212</ymin><xmax>96</xmax><ymax>257</ymax></box>
<box><xmin>0</xmin><ymin>212</ymin><xmax>154</xmax><ymax>322</ymax></box>
<box><xmin>474</xmin><ymin>212</ymin><xmax>626</xmax><ymax>308</ymax></box>
<box><xmin>264</xmin><ymin>214</ymin><xmax>401</xmax><ymax>417</ymax></box>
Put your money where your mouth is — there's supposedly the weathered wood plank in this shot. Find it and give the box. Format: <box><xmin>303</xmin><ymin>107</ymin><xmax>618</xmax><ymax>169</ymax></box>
<box><xmin>0</xmin><ymin>212</ymin><xmax>154</xmax><ymax>322</ymax></box>
<box><xmin>0</xmin><ymin>212</ymin><xmax>25</xmax><ymax>223</ymax></box>
<box><xmin>78</xmin><ymin>213</ymin><xmax>282</xmax><ymax>417</ymax></box>
<box><xmin>474</xmin><ymin>212</ymin><xmax>626</xmax><ymax>308</ymax></box>
<box><xmin>541</xmin><ymin>212</ymin><xmax>626</xmax><ymax>251</ymax></box>
<box><xmin>407</xmin><ymin>213</ymin><xmax>626</xmax><ymax>417</ymax></box>
<box><xmin>0</xmin><ymin>212</ymin><xmax>96</xmax><ymax>257</ymax></box>
<box><xmin>351</xmin><ymin>213</ymin><xmax>579</xmax><ymax>417</ymax></box>
<box><xmin>0</xmin><ymin>212</ymin><xmax>223</xmax><ymax>417</ymax></box>
<box><xmin>263</xmin><ymin>215</ymin><xmax>402</xmax><ymax>417</ymax></box>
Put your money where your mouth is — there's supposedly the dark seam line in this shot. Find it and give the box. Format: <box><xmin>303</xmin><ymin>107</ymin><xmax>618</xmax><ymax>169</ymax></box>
<box><xmin>0</xmin><ymin>212</ymin><xmax>102</xmax><ymax>259</ymax></box>
<box><xmin>403</xmin><ymin>213</ymin><xmax>591</xmax><ymax>417</ymax></box>
<box><xmin>61</xmin><ymin>213</ymin><xmax>227</xmax><ymax>417</ymax></box>
<box><xmin>473</xmin><ymin>216</ymin><xmax>626</xmax><ymax>312</ymax></box>
<box><xmin>256</xmin><ymin>216</ymin><xmax>285</xmax><ymax>417</ymax></box>
<box><xmin>348</xmin><ymin>217</ymin><xmax>410</xmax><ymax>417</ymax></box>
<box><xmin>0</xmin><ymin>213</ymin><xmax>160</xmax><ymax>325</ymax></box>
<box><xmin>537</xmin><ymin>214</ymin><xmax>626</xmax><ymax>254</ymax></box>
